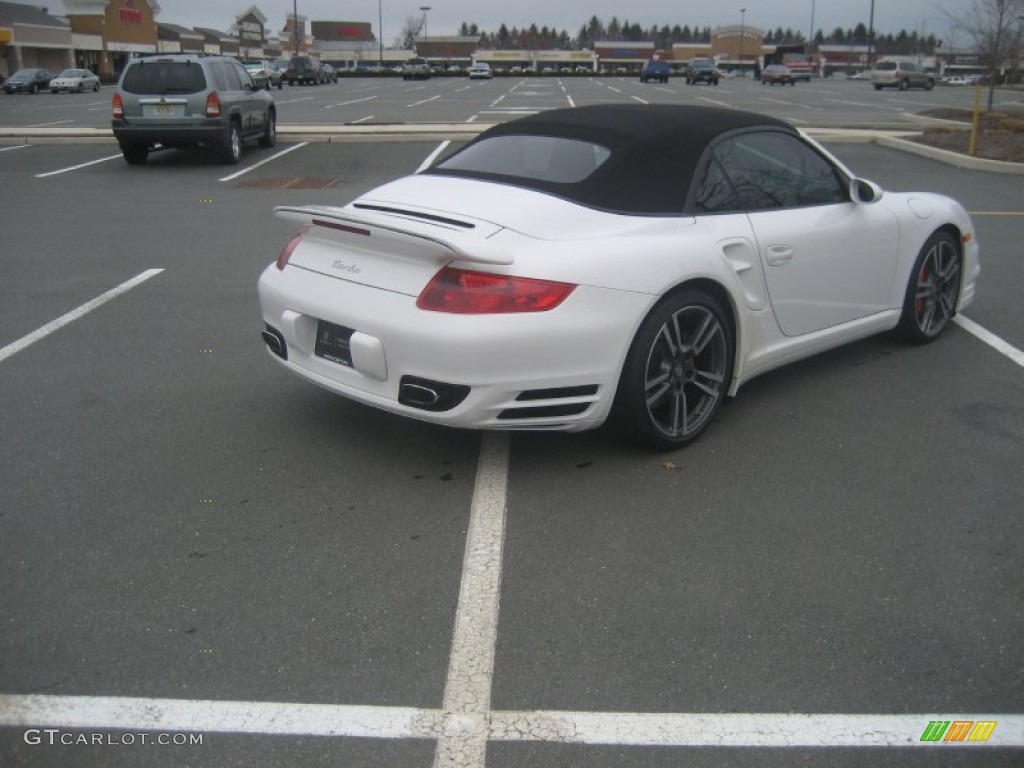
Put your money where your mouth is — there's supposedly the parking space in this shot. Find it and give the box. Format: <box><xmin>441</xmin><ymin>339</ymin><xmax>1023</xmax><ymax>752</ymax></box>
<box><xmin>0</xmin><ymin>128</ymin><xmax>1022</xmax><ymax>766</ymax></box>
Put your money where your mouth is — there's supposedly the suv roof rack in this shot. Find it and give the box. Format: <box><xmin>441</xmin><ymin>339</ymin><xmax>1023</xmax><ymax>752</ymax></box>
<box><xmin>131</xmin><ymin>52</ymin><xmax>220</xmax><ymax>59</ymax></box>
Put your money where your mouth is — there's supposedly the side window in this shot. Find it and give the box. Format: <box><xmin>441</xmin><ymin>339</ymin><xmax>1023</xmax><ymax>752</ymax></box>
<box><xmin>209</xmin><ymin>62</ymin><xmax>230</xmax><ymax>91</ymax></box>
<box><xmin>231</xmin><ymin>62</ymin><xmax>253</xmax><ymax>89</ymax></box>
<box><xmin>693</xmin><ymin>156</ymin><xmax>740</xmax><ymax>213</ymax></box>
<box><xmin>711</xmin><ymin>131</ymin><xmax>848</xmax><ymax>211</ymax></box>
<box><xmin>222</xmin><ymin>61</ymin><xmax>243</xmax><ymax>91</ymax></box>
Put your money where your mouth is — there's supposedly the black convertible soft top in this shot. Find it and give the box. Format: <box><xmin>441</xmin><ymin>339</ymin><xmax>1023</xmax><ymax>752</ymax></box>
<box><xmin>425</xmin><ymin>104</ymin><xmax>797</xmax><ymax>214</ymax></box>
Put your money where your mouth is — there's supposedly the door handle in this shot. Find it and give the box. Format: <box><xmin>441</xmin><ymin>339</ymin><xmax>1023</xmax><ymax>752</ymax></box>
<box><xmin>765</xmin><ymin>245</ymin><xmax>794</xmax><ymax>266</ymax></box>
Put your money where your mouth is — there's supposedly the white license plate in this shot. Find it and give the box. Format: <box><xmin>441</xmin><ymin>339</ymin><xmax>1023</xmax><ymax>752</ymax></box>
<box><xmin>153</xmin><ymin>104</ymin><xmax>175</xmax><ymax>116</ymax></box>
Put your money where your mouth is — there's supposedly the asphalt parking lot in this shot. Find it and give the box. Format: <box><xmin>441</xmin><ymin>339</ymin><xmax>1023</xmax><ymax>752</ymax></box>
<box><xmin>1</xmin><ymin>79</ymin><xmax>1022</xmax><ymax>767</ymax></box>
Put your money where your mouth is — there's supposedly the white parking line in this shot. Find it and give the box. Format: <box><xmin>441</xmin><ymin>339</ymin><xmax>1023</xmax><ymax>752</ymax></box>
<box><xmin>432</xmin><ymin>432</ymin><xmax>510</xmax><ymax>767</ymax></box>
<box><xmin>35</xmin><ymin>153</ymin><xmax>123</xmax><ymax>178</ymax></box>
<box><xmin>350</xmin><ymin>115</ymin><xmax>375</xmax><ymax>124</ymax></box>
<box><xmin>408</xmin><ymin>94</ymin><xmax>441</xmax><ymax>107</ymax></box>
<box><xmin>0</xmin><ymin>269</ymin><xmax>164</xmax><ymax>364</ymax></box>
<box><xmin>324</xmin><ymin>96</ymin><xmax>377</xmax><ymax>109</ymax></box>
<box><xmin>3</xmin><ymin>695</ymin><xmax>1021</xmax><ymax>749</ymax></box>
<box><xmin>631</xmin><ymin>95</ymin><xmax>649</xmax><ymax>104</ymax></box>
<box><xmin>416</xmin><ymin>141</ymin><xmax>450</xmax><ymax>173</ymax></box>
<box><xmin>955</xmin><ymin>315</ymin><xmax>1024</xmax><ymax>367</ymax></box>
<box><xmin>218</xmin><ymin>142</ymin><xmax>309</xmax><ymax>182</ymax></box>
<box><xmin>26</xmin><ymin>119</ymin><xmax>75</xmax><ymax>127</ymax></box>
<box><xmin>0</xmin><ymin>144</ymin><xmax>30</xmax><ymax>152</ymax></box>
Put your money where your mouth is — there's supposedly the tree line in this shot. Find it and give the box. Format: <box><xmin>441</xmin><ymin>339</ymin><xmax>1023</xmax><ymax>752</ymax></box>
<box><xmin>444</xmin><ymin>15</ymin><xmax>941</xmax><ymax>55</ymax></box>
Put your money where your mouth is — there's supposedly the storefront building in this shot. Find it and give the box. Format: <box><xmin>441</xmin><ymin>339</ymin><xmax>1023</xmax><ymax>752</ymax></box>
<box><xmin>64</xmin><ymin>0</ymin><xmax>159</xmax><ymax>81</ymax></box>
<box><xmin>156</xmin><ymin>22</ymin><xmax>203</xmax><ymax>54</ymax></box>
<box><xmin>0</xmin><ymin>1</ymin><xmax>74</xmax><ymax>78</ymax></box>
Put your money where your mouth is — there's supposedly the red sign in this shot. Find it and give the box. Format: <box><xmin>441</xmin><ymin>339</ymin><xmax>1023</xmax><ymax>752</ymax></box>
<box><xmin>119</xmin><ymin>6</ymin><xmax>142</xmax><ymax>24</ymax></box>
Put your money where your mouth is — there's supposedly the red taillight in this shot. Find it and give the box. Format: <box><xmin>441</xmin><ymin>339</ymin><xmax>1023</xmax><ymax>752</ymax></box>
<box><xmin>112</xmin><ymin>92</ymin><xmax>124</xmax><ymax>118</ymax></box>
<box><xmin>417</xmin><ymin>267</ymin><xmax>575</xmax><ymax>314</ymax></box>
<box><xmin>206</xmin><ymin>91</ymin><xmax>221</xmax><ymax>117</ymax></box>
<box><xmin>276</xmin><ymin>233</ymin><xmax>302</xmax><ymax>271</ymax></box>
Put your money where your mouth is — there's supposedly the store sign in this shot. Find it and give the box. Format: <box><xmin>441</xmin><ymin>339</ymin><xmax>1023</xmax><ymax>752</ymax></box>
<box><xmin>119</xmin><ymin>0</ymin><xmax>142</xmax><ymax>24</ymax></box>
<box><xmin>240</xmin><ymin>20</ymin><xmax>262</xmax><ymax>43</ymax></box>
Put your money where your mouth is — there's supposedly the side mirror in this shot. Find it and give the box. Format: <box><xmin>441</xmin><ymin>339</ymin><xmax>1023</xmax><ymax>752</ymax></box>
<box><xmin>850</xmin><ymin>178</ymin><xmax>883</xmax><ymax>204</ymax></box>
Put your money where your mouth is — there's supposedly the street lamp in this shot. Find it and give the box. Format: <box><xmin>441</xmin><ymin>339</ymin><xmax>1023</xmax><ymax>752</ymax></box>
<box><xmin>292</xmin><ymin>0</ymin><xmax>299</xmax><ymax>57</ymax></box>
<box><xmin>867</xmin><ymin>0</ymin><xmax>876</xmax><ymax>69</ymax></box>
<box><xmin>739</xmin><ymin>8</ymin><xmax>746</xmax><ymax>73</ymax></box>
<box><xmin>378</xmin><ymin>0</ymin><xmax>384</xmax><ymax>67</ymax></box>
<box><xmin>419</xmin><ymin>5</ymin><xmax>431</xmax><ymax>58</ymax></box>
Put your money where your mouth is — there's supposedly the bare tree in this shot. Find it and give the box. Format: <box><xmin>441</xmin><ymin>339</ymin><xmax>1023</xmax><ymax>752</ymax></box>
<box><xmin>396</xmin><ymin>15</ymin><xmax>425</xmax><ymax>50</ymax></box>
<box><xmin>944</xmin><ymin>0</ymin><xmax>1024</xmax><ymax>108</ymax></box>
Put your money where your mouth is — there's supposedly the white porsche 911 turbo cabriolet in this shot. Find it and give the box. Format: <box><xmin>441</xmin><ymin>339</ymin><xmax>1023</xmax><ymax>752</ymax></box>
<box><xmin>257</xmin><ymin>104</ymin><xmax>979</xmax><ymax>449</ymax></box>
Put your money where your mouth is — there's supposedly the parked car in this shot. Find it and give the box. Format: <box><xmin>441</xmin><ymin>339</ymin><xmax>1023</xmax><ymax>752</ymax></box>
<box><xmin>869</xmin><ymin>60</ymin><xmax>934</xmax><ymax>91</ymax></box>
<box><xmin>111</xmin><ymin>53</ymin><xmax>276</xmax><ymax>165</ymax></box>
<box><xmin>685</xmin><ymin>58</ymin><xmax>719</xmax><ymax>85</ymax></box>
<box><xmin>284</xmin><ymin>55</ymin><xmax>324</xmax><ymax>85</ymax></box>
<box><xmin>321</xmin><ymin>63</ymin><xmax>339</xmax><ymax>83</ymax></box>
<box><xmin>257</xmin><ymin>103</ymin><xmax>978</xmax><ymax>449</ymax></box>
<box><xmin>402</xmin><ymin>57</ymin><xmax>431</xmax><ymax>80</ymax></box>
<box><xmin>3</xmin><ymin>68</ymin><xmax>54</xmax><ymax>94</ymax></box>
<box><xmin>468</xmin><ymin>63</ymin><xmax>493</xmax><ymax>80</ymax></box>
<box><xmin>760</xmin><ymin>64</ymin><xmax>796</xmax><ymax>86</ymax></box>
<box><xmin>242</xmin><ymin>59</ymin><xmax>283</xmax><ymax>90</ymax></box>
<box><xmin>50</xmin><ymin>68</ymin><xmax>101</xmax><ymax>93</ymax></box>
<box><xmin>640</xmin><ymin>58</ymin><xmax>670</xmax><ymax>83</ymax></box>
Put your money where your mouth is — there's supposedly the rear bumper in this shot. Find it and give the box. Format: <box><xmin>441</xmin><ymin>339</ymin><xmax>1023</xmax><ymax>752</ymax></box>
<box><xmin>112</xmin><ymin>119</ymin><xmax>228</xmax><ymax>146</ymax></box>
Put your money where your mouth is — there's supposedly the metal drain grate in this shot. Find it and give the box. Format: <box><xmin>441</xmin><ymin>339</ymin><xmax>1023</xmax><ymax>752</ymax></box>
<box><xmin>240</xmin><ymin>176</ymin><xmax>340</xmax><ymax>189</ymax></box>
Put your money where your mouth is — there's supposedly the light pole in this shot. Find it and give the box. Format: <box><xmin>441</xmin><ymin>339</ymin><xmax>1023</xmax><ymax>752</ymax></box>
<box><xmin>739</xmin><ymin>8</ymin><xmax>746</xmax><ymax>74</ymax></box>
<box><xmin>867</xmin><ymin>0</ymin><xmax>875</xmax><ymax>69</ymax></box>
<box><xmin>292</xmin><ymin>0</ymin><xmax>299</xmax><ymax>57</ymax></box>
<box><xmin>378</xmin><ymin>0</ymin><xmax>384</xmax><ymax>67</ymax></box>
<box><xmin>419</xmin><ymin>5</ymin><xmax>430</xmax><ymax>60</ymax></box>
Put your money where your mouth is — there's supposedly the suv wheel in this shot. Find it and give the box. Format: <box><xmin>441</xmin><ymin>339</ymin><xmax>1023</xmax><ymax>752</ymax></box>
<box><xmin>120</xmin><ymin>142</ymin><xmax>149</xmax><ymax>165</ymax></box>
<box><xmin>221</xmin><ymin>121</ymin><xmax>242</xmax><ymax>165</ymax></box>
<box><xmin>258</xmin><ymin>112</ymin><xmax>276</xmax><ymax>148</ymax></box>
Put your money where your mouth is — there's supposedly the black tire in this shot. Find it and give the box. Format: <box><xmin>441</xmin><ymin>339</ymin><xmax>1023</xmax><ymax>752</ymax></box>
<box><xmin>899</xmin><ymin>79</ymin><xmax>909</xmax><ymax>91</ymax></box>
<box><xmin>924</xmin><ymin>79</ymin><xmax>934</xmax><ymax>91</ymax></box>
<box><xmin>93</xmin><ymin>82</ymin><xmax>100</xmax><ymax>92</ymax></box>
<box><xmin>120</xmin><ymin>142</ymin><xmax>148</xmax><ymax>165</ymax></box>
<box><xmin>873</xmin><ymin>84</ymin><xmax>883</xmax><ymax>91</ymax></box>
<box><xmin>896</xmin><ymin>231</ymin><xmax>962</xmax><ymax>344</ymax></box>
<box><xmin>76</xmin><ymin>83</ymin><xmax>84</xmax><ymax>93</ymax></box>
<box><xmin>29</xmin><ymin>83</ymin><xmax>38</xmax><ymax>94</ymax></box>
<box><xmin>220</xmin><ymin>121</ymin><xmax>242</xmax><ymax>165</ymax></box>
<box><xmin>258</xmin><ymin>111</ymin><xmax>276</xmax><ymax>148</ymax></box>
<box><xmin>614</xmin><ymin>288</ymin><xmax>734</xmax><ymax>450</ymax></box>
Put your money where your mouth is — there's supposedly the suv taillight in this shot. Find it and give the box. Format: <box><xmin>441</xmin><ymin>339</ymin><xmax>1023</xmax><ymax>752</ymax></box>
<box><xmin>112</xmin><ymin>92</ymin><xmax>124</xmax><ymax>118</ymax></box>
<box><xmin>206</xmin><ymin>91</ymin><xmax>221</xmax><ymax>118</ymax></box>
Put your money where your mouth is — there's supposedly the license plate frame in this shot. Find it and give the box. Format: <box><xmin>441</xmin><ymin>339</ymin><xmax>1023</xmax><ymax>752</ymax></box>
<box><xmin>152</xmin><ymin>104</ymin><xmax>175</xmax><ymax>116</ymax></box>
<box><xmin>314</xmin><ymin>319</ymin><xmax>355</xmax><ymax>367</ymax></box>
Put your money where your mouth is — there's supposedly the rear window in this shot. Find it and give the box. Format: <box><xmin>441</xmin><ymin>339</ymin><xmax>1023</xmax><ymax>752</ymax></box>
<box><xmin>121</xmin><ymin>62</ymin><xmax>206</xmax><ymax>94</ymax></box>
<box><xmin>874</xmin><ymin>62</ymin><xmax>898</xmax><ymax>71</ymax></box>
<box><xmin>435</xmin><ymin>135</ymin><xmax>611</xmax><ymax>184</ymax></box>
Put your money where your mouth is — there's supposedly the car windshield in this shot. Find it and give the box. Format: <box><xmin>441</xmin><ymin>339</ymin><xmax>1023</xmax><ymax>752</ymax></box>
<box><xmin>435</xmin><ymin>135</ymin><xmax>611</xmax><ymax>184</ymax></box>
<box><xmin>121</xmin><ymin>62</ymin><xmax>207</xmax><ymax>94</ymax></box>
<box><xmin>10</xmin><ymin>70</ymin><xmax>36</xmax><ymax>78</ymax></box>
<box><xmin>58</xmin><ymin>70</ymin><xmax>84</xmax><ymax>78</ymax></box>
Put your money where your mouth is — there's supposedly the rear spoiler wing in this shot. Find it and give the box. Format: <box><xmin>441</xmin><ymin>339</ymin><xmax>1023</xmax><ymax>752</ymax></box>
<box><xmin>273</xmin><ymin>205</ymin><xmax>514</xmax><ymax>266</ymax></box>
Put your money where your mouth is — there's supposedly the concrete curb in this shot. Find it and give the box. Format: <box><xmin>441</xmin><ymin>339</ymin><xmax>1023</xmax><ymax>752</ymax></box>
<box><xmin>1</xmin><ymin>124</ymin><xmax>1022</xmax><ymax>174</ymax></box>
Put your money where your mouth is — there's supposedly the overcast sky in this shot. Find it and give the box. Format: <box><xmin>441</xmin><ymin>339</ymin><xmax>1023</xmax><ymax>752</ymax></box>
<box><xmin>126</xmin><ymin>1</ymin><xmax>962</xmax><ymax>47</ymax></box>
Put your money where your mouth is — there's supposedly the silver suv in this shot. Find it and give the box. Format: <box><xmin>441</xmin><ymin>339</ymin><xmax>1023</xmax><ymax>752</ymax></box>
<box><xmin>869</xmin><ymin>60</ymin><xmax>934</xmax><ymax>91</ymax></box>
<box><xmin>112</xmin><ymin>53</ymin><xmax>276</xmax><ymax>165</ymax></box>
